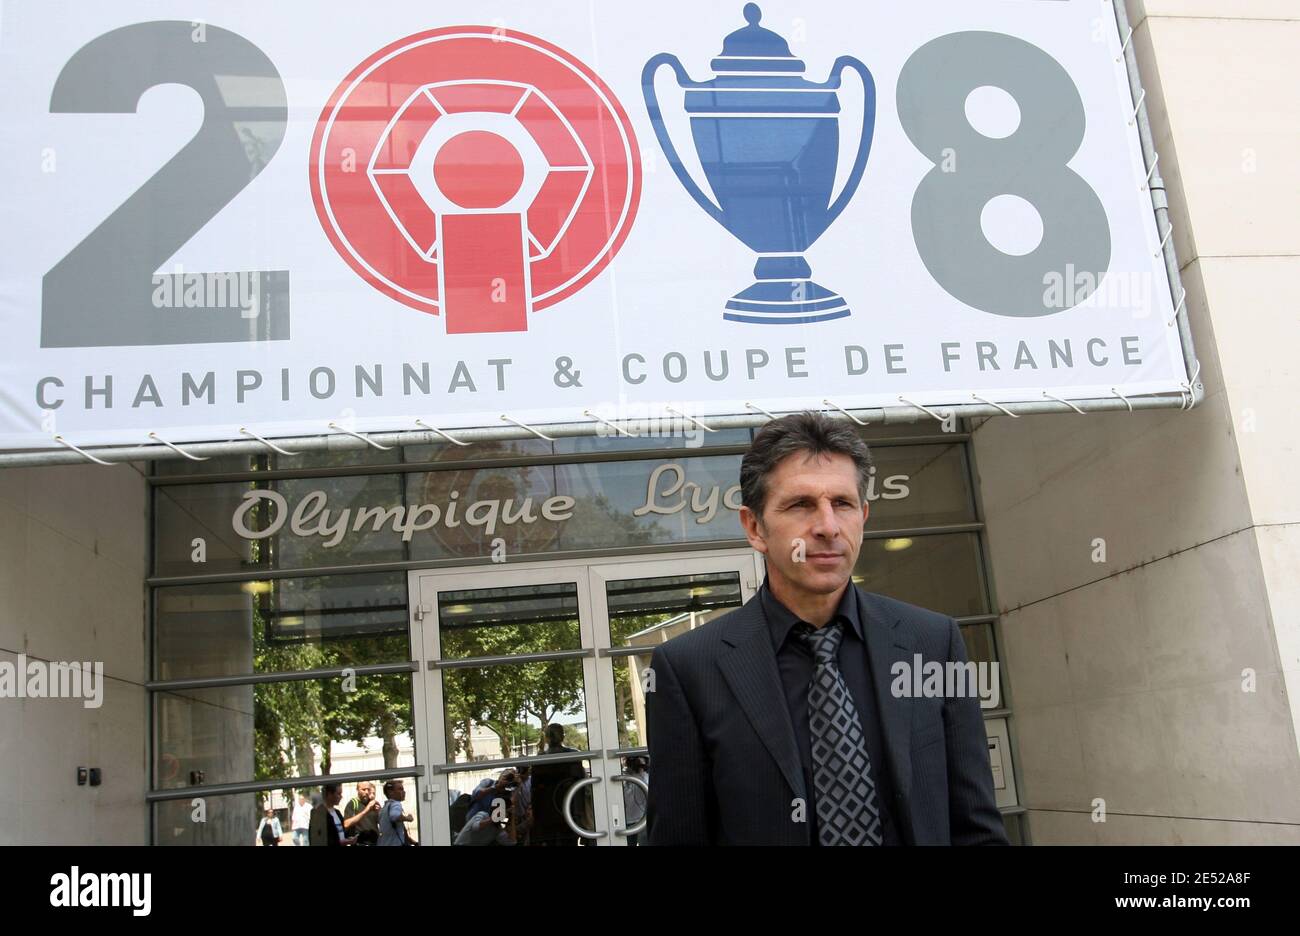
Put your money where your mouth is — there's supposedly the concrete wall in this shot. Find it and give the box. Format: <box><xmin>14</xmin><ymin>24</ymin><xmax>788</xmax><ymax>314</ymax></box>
<box><xmin>972</xmin><ymin>0</ymin><xmax>1300</xmax><ymax>844</ymax></box>
<box><xmin>0</xmin><ymin>462</ymin><xmax>149</xmax><ymax>844</ymax></box>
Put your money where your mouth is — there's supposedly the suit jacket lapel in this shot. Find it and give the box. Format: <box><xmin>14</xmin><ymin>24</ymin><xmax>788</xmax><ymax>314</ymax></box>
<box><xmin>717</xmin><ymin>601</ymin><xmax>808</xmax><ymax>805</ymax></box>
<box><xmin>856</xmin><ymin>586</ymin><xmax>917</xmax><ymax>845</ymax></box>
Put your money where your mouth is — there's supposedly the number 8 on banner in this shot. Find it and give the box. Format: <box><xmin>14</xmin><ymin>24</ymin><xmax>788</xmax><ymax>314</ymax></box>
<box><xmin>898</xmin><ymin>31</ymin><xmax>1112</xmax><ymax>318</ymax></box>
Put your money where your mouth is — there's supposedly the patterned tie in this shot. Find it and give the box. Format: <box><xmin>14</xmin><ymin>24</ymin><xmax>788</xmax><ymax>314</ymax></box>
<box><xmin>791</xmin><ymin>620</ymin><xmax>883</xmax><ymax>845</ymax></box>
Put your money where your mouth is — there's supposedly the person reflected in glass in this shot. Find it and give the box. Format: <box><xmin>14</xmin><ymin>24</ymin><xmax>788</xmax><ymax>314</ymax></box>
<box><xmin>622</xmin><ymin>756</ymin><xmax>649</xmax><ymax>846</ymax></box>
<box><xmin>465</xmin><ymin>768</ymin><xmax>517</xmax><ymax>824</ymax></box>
<box><xmin>530</xmin><ymin>724</ymin><xmax>587</xmax><ymax>846</ymax></box>
<box><xmin>453</xmin><ymin>810</ymin><xmax>517</xmax><ymax>845</ymax></box>
<box><xmin>255</xmin><ymin>806</ymin><xmax>283</xmax><ymax>846</ymax></box>
<box><xmin>291</xmin><ymin>793</ymin><xmax>312</xmax><ymax>846</ymax></box>
<box><xmin>378</xmin><ymin>779</ymin><xmax>416</xmax><ymax>846</ymax></box>
<box><xmin>512</xmin><ymin>764</ymin><xmax>533</xmax><ymax>845</ymax></box>
<box><xmin>343</xmin><ymin>780</ymin><xmax>382</xmax><ymax>846</ymax></box>
<box><xmin>310</xmin><ymin>783</ymin><xmax>357</xmax><ymax>846</ymax></box>
<box><xmin>454</xmin><ymin>769</ymin><xmax>519</xmax><ymax>845</ymax></box>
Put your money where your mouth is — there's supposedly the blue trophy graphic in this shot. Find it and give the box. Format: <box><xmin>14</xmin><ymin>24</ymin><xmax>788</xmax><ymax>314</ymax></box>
<box><xmin>643</xmin><ymin>3</ymin><xmax>875</xmax><ymax>324</ymax></box>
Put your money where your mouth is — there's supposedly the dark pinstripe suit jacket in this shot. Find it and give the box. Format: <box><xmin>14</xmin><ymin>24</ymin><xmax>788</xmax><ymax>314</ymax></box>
<box><xmin>644</xmin><ymin>585</ymin><xmax>1008</xmax><ymax>845</ymax></box>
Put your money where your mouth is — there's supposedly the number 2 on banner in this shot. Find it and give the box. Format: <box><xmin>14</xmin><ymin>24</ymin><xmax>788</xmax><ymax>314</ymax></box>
<box><xmin>897</xmin><ymin>31</ymin><xmax>1112</xmax><ymax>317</ymax></box>
<box><xmin>43</xmin><ymin>21</ymin><xmax>289</xmax><ymax>348</ymax></box>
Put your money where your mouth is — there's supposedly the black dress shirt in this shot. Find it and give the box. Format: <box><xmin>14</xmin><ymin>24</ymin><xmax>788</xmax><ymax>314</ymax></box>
<box><xmin>758</xmin><ymin>577</ymin><xmax>899</xmax><ymax>845</ymax></box>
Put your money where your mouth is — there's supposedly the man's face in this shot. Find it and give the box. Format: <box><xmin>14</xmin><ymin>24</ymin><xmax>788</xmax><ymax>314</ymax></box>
<box><xmin>325</xmin><ymin>788</ymin><xmax>342</xmax><ymax>807</ymax></box>
<box><xmin>389</xmin><ymin>782</ymin><xmax>405</xmax><ymax>801</ymax></box>
<box><xmin>358</xmin><ymin>782</ymin><xmax>373</xmax><ymax>802</ymax></box>
<box><xmin>739</xmin><ymin>451</ymin><xmax>868</xmax><ymax>599</ymax></box>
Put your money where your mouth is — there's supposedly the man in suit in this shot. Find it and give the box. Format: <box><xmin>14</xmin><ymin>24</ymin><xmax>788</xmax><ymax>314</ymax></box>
<box><xmin>309</xmin><ymin>782</ymin><xmax>357</xmax><ymax>846</ymax></box>
<box><xmin>645</xmin><ymin>412</ymin><xmax>1007</xmax><ymax>845</ymax></box>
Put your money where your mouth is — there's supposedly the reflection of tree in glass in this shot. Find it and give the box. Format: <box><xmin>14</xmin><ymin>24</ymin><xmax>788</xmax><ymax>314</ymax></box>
<box><xmin>251</xmin><ymin>603</ymin><xmax>413</xmax><ymax>777</ymax></box>
<box><xmin>439</xmin><ymin>612</ymin><xmax>578</xmax><ymax>660</ymax></box>
<box><xmin>608</xmin><ymin>612</ymin><xmax>674</xmax><ymax>750</ymax></box>
<box><xmin>318</xmin><ymin>672</ymin><xmax>413</xmax><ymax>772</ymax></box>
<box><xmin>612</xmin><ymin>656</ymin><xmax>641</xmax><ymax>749</ymax></box>
<box><xmin>552</xmin><ymin>491</ymin><xmax>665</xmax><ymax>553</ymax></box>
<box><xmin>443</xmin><ymin>659</ymin><xmax>584</xmax><ymax>762</ymax></box>
<box><xmin>416</xmin><ymin>450</ymin><xmax>671</xmax><ymax>560</ymax></box>
<box><xmin>245</xmin><ymin>486</ymin><xmax>414</xmax><ymax>778</ymax></box>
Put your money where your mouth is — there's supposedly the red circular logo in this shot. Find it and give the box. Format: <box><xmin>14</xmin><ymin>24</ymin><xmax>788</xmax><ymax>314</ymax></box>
<box><xmin>310</xmin><ymin>27</ymin><xmax>642</xmax><ymax>333</ymax></box>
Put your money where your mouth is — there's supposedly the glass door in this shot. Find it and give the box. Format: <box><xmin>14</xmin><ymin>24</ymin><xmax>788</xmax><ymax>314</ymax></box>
<box><xmin>411</xmin><ymin>562</ymin><xmax>608</xmax><ymax>846</ymax></box>
<box><xmin>409</xmin><ymin>549</ymin><xmax>760</xmax><ymax>846</ymax></box>
<box><xmin>587</xmin><ymin>551</ymin><xmax>759</xmax><ymax>845</ymax></box>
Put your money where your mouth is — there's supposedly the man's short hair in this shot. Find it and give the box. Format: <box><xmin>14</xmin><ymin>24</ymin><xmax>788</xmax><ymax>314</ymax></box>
<box><xmin>322</xmin><ymin>782</ymin><xmax>342</xmax><ymax>796</ymax></box>
<box><xmin>739</xmin><ymin>411</ymin><xmax>874</xmax><ymax>520</ymax></box>
<box><xmin>383</xmin><ymin>779</ymin><xmax>402</xmax><ymax>797</ymax></box>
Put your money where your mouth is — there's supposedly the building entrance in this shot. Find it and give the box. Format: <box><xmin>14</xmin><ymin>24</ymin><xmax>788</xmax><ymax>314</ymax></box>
<box><xmin>409</xmin><ymin>548</ymin><xmax>762</xmax><ymax>845</ymax></box>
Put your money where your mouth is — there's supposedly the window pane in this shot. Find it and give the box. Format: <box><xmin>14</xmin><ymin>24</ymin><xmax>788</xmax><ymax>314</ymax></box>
<box><xmin>553</xmin><ymin>455</ymin><xmax>747</xmax><ymax>549</ymax></box>
<box><xmin>852</xmin><ymin>532</ymin><xmax>989</xmax><ymax>617</ymax></box>
<box><xmin>446</xmin><ymin>758</ymin><xmax>594</xmax><ymax>846</ymax></box>
<box><xmin>404</xmin><ymin>463</ymin><xmax>565</xmax><ymax>561</ymax></box>
<box><xmin>154</xmin><ymin>572</ymin><xmax>409</xmax><ymax>681</ymax></box>
<box><xmin>961</xmin><ymin>622</ymin><xmax>1002</xmax><ymax>708</ymax></box>
<box><xmin>404</xmin><ymin>456</ymin><xmax>753</xmax><ymax>561</ymax></box>
<box><xmin>855</xmin><ymin>420</ymin><xmax>958</xmax><ymax>441</ymax></box>
<box><xmin>862</xmin><ymin>443</ymin><xmax>975</xmax><ymax>530</ymax></box>
<box><xmin>153</xmin><ymin>673</ymin><xmax>414</xmax><ymax>790</ymax></box>
<box><xmin>441</xmin><ymin>659</ymin><xmax>589</xmax><ymax>765</ymax></box>
<box><xmin>154</xmin><ymin>779</ymin><xmax>422</xmax><ymax>846</ymax></box>
<box><xmin>437</xmin><ymin>582</ymin><xmax>581</xmax><ymax>660</ymax></box>
<box><xmin>155</xmin><ymin>443</ymin><xmax>975</xmax><ymax>573</ymax></box>
<box><xmin>614</xmin><ymin>655</ymin><xmax>649</xmax><ymax>750</ymax></box>
<box><xmin>959</xmin><ymin>621</ymin><xmax>997</xmax><ymax>666</ymax></box>
<box><xmin>604</xmin><ymin>570</ymin><xmax>747</xmax><ymax>752</ymax></box>
<box><xmin>153</xmin><ymin>473</ymin><xmax>408</xmax><ymax>576</ymax></box>
<box><xmin>607</xmin><ymin>571</ymin><xmax>744</xmax><ymax>646</ymax></box>
<box><xmin>1003</xmin><ymin>811</ymin><xmax>1027</xmax><ymax>846</ymax></box>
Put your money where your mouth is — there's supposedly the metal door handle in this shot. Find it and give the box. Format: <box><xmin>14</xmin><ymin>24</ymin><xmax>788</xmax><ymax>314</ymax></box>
<box><xmin>611</xmin><ymin>773</ymin><xmax>649</xmax><ymax>837</ymax></box>
<box><xmin>562</xmin><ymin>776</ymin><xmax>605</xmax><ymax>841</ymax></box>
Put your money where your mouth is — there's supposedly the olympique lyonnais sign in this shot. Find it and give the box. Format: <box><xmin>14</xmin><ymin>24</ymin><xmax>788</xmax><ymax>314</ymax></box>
<box><xmin>0</xmin><ymin>1</ymin><xmax>1188</xmax><ymax>451</ymax></box>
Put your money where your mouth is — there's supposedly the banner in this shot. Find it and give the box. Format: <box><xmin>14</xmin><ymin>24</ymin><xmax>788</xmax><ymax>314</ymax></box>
<box><xmin>0</xmin><ymin>0</ymin><xmax>1187</xmax><ymax>451</ymax></box>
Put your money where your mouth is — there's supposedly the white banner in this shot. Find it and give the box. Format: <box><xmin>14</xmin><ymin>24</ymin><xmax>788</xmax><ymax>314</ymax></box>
<box><xmin>0</xmin><ymin>0</ymin><xmax>1187</xmax><ymax>450</ymax></box>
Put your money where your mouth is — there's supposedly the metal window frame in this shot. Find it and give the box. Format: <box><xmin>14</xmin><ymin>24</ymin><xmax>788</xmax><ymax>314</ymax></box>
<box><xmin>147</xmin><ymin>660</ymin><xmax>418</xmax><ymax>693</ymax></box>
<box><xmin>146</xmin><ymin>765</ymin><xmax>425</xmax><ymax>804</ymax></box>
<box><xmin>141</xmin><ymin>455</ymin><xmax>1008</xmax><ymax>838</ymax></box>
<box><xmin>964</xmin><ymin>417</ymin><xmax>1033</xmax><ymax>841</ymax></box>
<box><xmin>143</xmin><ymin>433</ymin><xmax>984</xmax><ymax>588</ymax></box>
<box><xmin>143</xmin><ymin>481</ymin><xmax>997</xmax><ymax>808</ymax></box>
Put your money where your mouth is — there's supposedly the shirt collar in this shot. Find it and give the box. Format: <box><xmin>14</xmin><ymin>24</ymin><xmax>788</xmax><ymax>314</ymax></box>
<box><xmin>759</xmin><ymin>575</ymin><xmax>863</xmax><ymax>651</ymax></box>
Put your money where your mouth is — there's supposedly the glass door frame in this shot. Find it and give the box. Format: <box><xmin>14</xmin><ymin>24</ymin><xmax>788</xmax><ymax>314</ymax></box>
<box><xmin>586</xmin><ymin>550</ymin><xmax>760</xmax><ymax>844</ymax></box>
<box><xmin>408</xmin><ymin>548</ymin><xmax>763</xmax><ymax>846</ymax></box>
